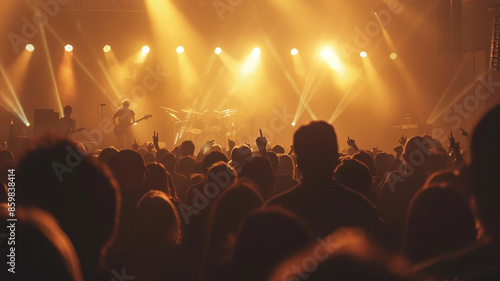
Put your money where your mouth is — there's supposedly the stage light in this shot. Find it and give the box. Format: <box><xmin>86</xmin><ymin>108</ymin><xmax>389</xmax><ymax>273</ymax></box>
<box><xmin>241</xmin><ymin>47</ymin><xmax>262</xmax><ymax>76</ymax></box>
<box><xmin>26</xmin><ymin>122</ymin><xmax>31</xmax><ymax>127</ymax></box>
<box><xmin>26</xmin><ymin>44</ymin><xmax>35</xmax><ymax>52</ymax></box>
<box><xmin>291</xmin><ymin>122</ymin><xmax>296</xmax><ymax>126</ymax></box>
<box><xmin>142</xmin><ymin>46</ymin><xmax>150</xmax><ymax>55</ymax></box>
<box><xmin>291</xmin><ymin>48</ymin><xmax>299</xmax><ymax>56</ymax></box>
<box><xmin>360</xmin><ymin>51</ymin><xmax>367</xmax><ymax>58</ymax></box>
<box><xmin>65</xmin><ymin>44</ymin><xmax>73</xmax><ymax>52</ymax></box>
<box><xmin>390</xmin><ymin>52</ymin><xmax>398</xmax><ymax>60</ymax></box>
<box><xmin>103</xmin><ymin>45</ymin><xmax>111</xmax><ymax>53</ymax></box>
<box><xmin>321</xmin><ymin>46</ymin><xmax>344</xmax><ymax>73</ymax></box>
<box><xmin>176</xmin><ymin>46</ymin><xmax>184</xmax><ymax>54</ymax></box>
<box><xmin>215</xmin><ymin>47</ymin><xmax>222</xmax><ymax>55</ymax></box>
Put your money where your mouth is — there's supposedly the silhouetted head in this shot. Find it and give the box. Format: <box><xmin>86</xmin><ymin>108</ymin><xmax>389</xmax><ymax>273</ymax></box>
<box><xmin>144</xmin><ymin>152</ymin><xmax>156</xmax><ymax>165</ymax></box>
<box><xmin>0</xmin><ymin>205</ymin><xmax>84</xmax><ymax>281</ymax></box>
<box><xmin>230</xmin><ymin>145</ymin><xmax>252</xmax><ymax>171</ymax></box>
<box><xmin>204</xmin><ymin>162</ymin><xmax>237</xmax><ymax>201</ymax></box>
<box><xmin>233</xmin><ymin>207</ymin><xmax>313</xmax><ymax>280</ymax></box>
<box><xmin>160</xmin><ymin>152</ymin><xmax>177</xmax><ymax>173</ymax></box>
<box><xmin>232</xmin><ymin>206</ymin><xmax>313</xmax><ymax>281</ymax></box>
<box><xmin>470</xmin><ymin>104</ymin><xmax>500</xmax><ymax>237</ymax></box>
<box><xmin>403</xmin><ymin>136</ymin><xmax>431</xmax><ymax>173</ymax></box>
<box><xmin>134</xmin><ymin>191</ymin><xmax>181</xmax><ymax>249</ymax></box>
<box><xmin>145</xmin><ymin>163</ymin><xmax>176</xmax><ymax>198</ymax></box>
<box><xmin>293</xmin><ymin>121</ymin><xmax>339</xmax><ymax>181</ymax></box>
<box><xmin>209</xmin><ymin>179</ymin><xmax>264</xmax><ymax>238</ymax></box>
<box><xmin>176</xmin><ymin>156</ymin><xmax>196</xmax><ymax>178</ymax></box>
<box><xmin>277</xmin><ymin>154</ymin><xmax>295</xmax><ymax>177</ymax></box>
<box><xmin>16</xmin><ymin>133</ymin><xmax>120</xmax><ymax>277</ymax></box>
<box><xmin>156</xmin><ymin>148</ymin><xmax>169</xmax><ymax>162</ymax></box>
<box><xmin>374</xmin><ymin>152</ymin><xmax>390</xmax><ymax>176</ymax></box>
<box><xmin>267</xmin><ymin>151</ymin><xmax>279</xmax><ymax>174</ymax></box>
<box><xmin>269</xmin><ymin>228</ymin><xmax>412</xmax><ymax>281</ymax></box>
<box><xmin>423</xmin><ymin>153</ymin><xmax>449</xmax><ymax>176</ymax></box>
<box><xmin>63</xmin><ymin>105</ymin><xmax>73</xmax><ymax>117</ymax></box>
<box><xmin>181</xmin><ymin>140</ymin><xmax>195</xmax><ymax>157</ymax></box>
<box><xmin>203</xmin><ymin>151</ymin><xmax>228</xmax><ymax>174</ymax></box>
<box><xmin>98</xmin><ymin>147</ymin><xmax>119</xmax><ymax>164</ymax></box>
<box><xmin>122</xmin><ymin>99</ymin><xmax>130</xmax><ymax>108</ymax></box>
<box><xmin>240</xmin><ymin>157</ymin><xmax>275</xmax><ymax>200</ymax></box>
<box><xmin>108</xmin><ymin>149</ymin><xmax>146</xmax><ymax>192</ymax></box>
<box><xmin>272</xmin><ymin>144</ymin><xmax>286</xmax><ymax>154</ymax></box>
<box><xmin>353</xmin><ymin>150</ymin><xmax>377</xmax><ymax>177</ymax></box>
<box><xmin>335</xmin><ymin>158</ymin><xmax>373</xmax><ymax>198</ymax></box>
<box><xmin>403</xmin><ymin>186</ymin><xmax>476</xmax><ymax>263</ymax></box>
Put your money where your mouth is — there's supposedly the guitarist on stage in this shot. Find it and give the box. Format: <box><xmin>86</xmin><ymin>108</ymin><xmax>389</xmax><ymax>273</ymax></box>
<box><xmin>113</xmin><ymin>99</ymin><xmax>136</xmax><ymax>149</ymax></box>
<box><xmin>56</xmin><ymin>105</ymin><xmax>76</xmax><ymax>136</ymax></box>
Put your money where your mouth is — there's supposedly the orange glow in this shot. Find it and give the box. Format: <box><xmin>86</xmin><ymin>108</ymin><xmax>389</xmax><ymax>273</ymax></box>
<box><xmin>57</xmin><ymin>51</ymin><xmax>77</xmax><ymax>104</ymax></box>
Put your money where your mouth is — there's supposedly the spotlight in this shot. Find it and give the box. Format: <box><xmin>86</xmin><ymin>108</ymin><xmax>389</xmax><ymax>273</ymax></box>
<box><xmin>291</xmin><ymin>48</ymin><xmax>299</xmax><ymax>56</ymax></box>
<box><xmin>142</xmin><ymin>46</ymin><xmax>150</xmax><ymax>55</ymax></box>
<box><xmin>103</xmin><ymin>45</ymin><xmax>111</xmax><ymax>53</ymax></box>
<box><xmin>360</xmin><ymin>51</ymin><xmax>368</xmax><ymax>58</ymax></box>
<box><xmin>291</xmin><ymin>122</ymin><xmax>296</xmax><ymax>126</ymax></box>
<box><xmin>26</xmin><ymin>123</ymin><xmax>31</xmax><ymax>127</ymax></box>
<box><xmin>176</xmin><ymin>46</ymin><xmax>184</xmax><ymax>54</ymax></box>
<box><xmin>321</xmin><ymin>46</ymin><xmax>344</xmax><ymax>73</ymax></box>
<box><xmin>252</xmin><ymin>47</ymin><xmax>261</xmax><ymax>55</ymax></box>
<box><xmin>65</xmin><ymin>44</ymin><xmax>73</xmax><ymax>52</ymax></box>
<box><xmin>215</xmin><ymin>47</ymin><xmax>222</xmax><ymax>55</ymax></box>
<box><xmin>390</xmin><ymin>52</ymin><xmax>398</xmax><ymax>60</ymax></box>
<box><xmin>26</xmin><ymin>44</ymin><xmax>35</xmax><ymax>52</ymax></box>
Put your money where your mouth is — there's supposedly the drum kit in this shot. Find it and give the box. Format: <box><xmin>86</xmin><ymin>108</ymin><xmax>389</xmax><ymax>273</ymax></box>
<box><xmin>160</xmin><ymin>106</ymin><xmax>239</xmax><ymax>145</ymax></box>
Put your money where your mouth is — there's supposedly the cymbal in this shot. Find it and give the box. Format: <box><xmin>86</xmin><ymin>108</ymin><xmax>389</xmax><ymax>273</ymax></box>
<box><xmin>189</xmin><ymin>128</ymin><xmax>203</xmax><ymax>135</ymax></box>
<box><xmin>168</xmin><ymin>112</ymin><xmax>181</xmax><ymax>122</ymax></box>
<box><xmin>220</xmin><ymin>108</ymin><xmax>238</xmax><ymax>114</ymax></box>
<box><xmin>159</xmin><ymin>106</ymin><xmax>178</xmax><ymax>113</ymax></box>
<box><xmin>181</xmin><ymin>109</ymin><xmax>203</xmax><ymax>115</ymax></box>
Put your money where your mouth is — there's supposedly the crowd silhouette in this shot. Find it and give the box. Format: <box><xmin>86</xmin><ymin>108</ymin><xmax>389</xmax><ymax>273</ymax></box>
<box><xmin>1</xmin><ymin>104</ymin><xmax>500</xmax><ymax>281</ymax></box>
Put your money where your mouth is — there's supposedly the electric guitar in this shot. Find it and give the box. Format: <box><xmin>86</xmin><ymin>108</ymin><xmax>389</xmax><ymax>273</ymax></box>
<box><xmin>114</xmin><ymin>115</ymin><xmax>152</xmax><ymax>137</ymax></box>
<box><xmin>66</xmin><ymin>127</ymin><xmax>85</xmax><ymax>136</ymax></box>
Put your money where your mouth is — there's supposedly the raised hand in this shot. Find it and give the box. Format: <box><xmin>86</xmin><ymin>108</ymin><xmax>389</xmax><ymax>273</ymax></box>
<box><xmin>147</xmin><ymin>142</ymin><xmax>154</xmax><ymax>152</ymax></box>
<box><xmin>346</xmin><ymin>136</ymin><xmax>359</xmax><ymax>151</ymax></box>
<box><xmin>460</xmin><ymin>128</ymin><xmax>469</xmax><ymax>137</ymax></box>
<box><xmin>256</xmin><ymin>129</ymin><xmax>268</xmax><ymax>152</ymax></box>
<box><xmin>449</xmin><ymin>132</ymin><xmax>460</xmax><ymax>150</ymax></box>
<box><xmin>132</xmin><ymin>139</ymin><xmax>139</xmax><ymax>151</ymax></box>
<box><xmin>347</xmin><ymin>136</ymin><xmax>356</xmax><ymax>147</ymax></box>
<box><xmin>203</xmin><ymin>140</ymin><xmax>215</xmax><ymax>150</ymax></box>
<box><xmin>152</xmin><ymin>131</ymin><xmax>160</xmax><ymax>150</ymax></box>
<box><xmin>399</xmin><ymin>135</ymin><xmax>408</xmax><ymax>146</ymax></box>
<box><xmin>394</xmin><ymin>145</ymin><xmax>403</xmax><ymax>155</ymax></box>
<box><xmin>228</xmin><ymin>138</ymin><xmax>236</xmax><ymax>150</ymax></box>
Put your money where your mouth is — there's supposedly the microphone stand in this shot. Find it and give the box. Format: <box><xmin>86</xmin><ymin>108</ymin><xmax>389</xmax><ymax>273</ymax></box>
<box><xmin>99</xmin><ymin>104</ymin><xmax>106</xmax><ymax>148</ymax></box>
